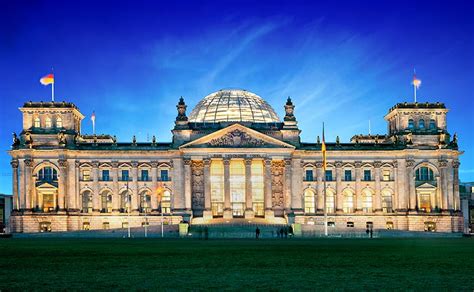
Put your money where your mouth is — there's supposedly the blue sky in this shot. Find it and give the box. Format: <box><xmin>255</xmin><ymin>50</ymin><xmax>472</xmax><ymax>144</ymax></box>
<box><xmin>0</xmin><ymin>0</ymin><xmax>473</xmax><ymax>193</ymax></box>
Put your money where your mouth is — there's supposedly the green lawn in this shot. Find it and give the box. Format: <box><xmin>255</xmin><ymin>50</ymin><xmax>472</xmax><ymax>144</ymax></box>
<box><xmin>1</xmin><ymin>238</ymin><xmax>473</xmax><ymax>291</ymax></box>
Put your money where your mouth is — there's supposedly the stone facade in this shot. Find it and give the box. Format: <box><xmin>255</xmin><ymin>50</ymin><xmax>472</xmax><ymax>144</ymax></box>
<box><xmin>9</xmin><ymin>90</ymin><xmax>463</xmax><ymax>233</ymax></box>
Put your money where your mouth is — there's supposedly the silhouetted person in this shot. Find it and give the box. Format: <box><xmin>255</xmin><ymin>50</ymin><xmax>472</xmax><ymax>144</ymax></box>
<box><xmin>288</xmin><ymin>225</ymin><xmax>293</xmax><ymax>237</ymax></box>
<box><xmin>204</xmin><ymin>226</ymin><xmax>209</xmax><ymax>240</ymax></box>
<box><xmin>284</xmin><ymin>227</ymin><xmax>288</xmax><ymax>238</ymax></box>
<box><xmin>366</xmin><ymin>227</ymin><xmax>370</xmax><ymax>238</ymax></box>
<box><xmin>370</xmin><ymin>227</ymin><xmax>373</xmax><ymax>239</ymax></box>
<box><xmin>256</xmin><ymin>227</ymin><xmax>260</xmax><ymax>239</ymax></box>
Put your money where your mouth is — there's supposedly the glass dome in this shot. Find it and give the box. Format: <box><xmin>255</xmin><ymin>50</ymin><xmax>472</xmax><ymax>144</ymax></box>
<box><xmin>188</xmin><ymin>89</ymin><xmax>280</xmax><ymax>123</ymax></box>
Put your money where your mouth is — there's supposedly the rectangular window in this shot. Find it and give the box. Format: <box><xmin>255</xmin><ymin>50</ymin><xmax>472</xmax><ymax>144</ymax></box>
<box><xmin>82</xmin><ymin>222</ymin><xmax>90</xmax><ymax>231</ymax></box>
<box><xmin>103</xmin><ymin>222</ymin><xmax>110</xmax><ymax>230</ymax></box>
<box><xmin>121</xmin><ymin>170</ymin><xmax>129</xmax><ymax>181</ymax></box>
<box><xmin>386</xmin><ymin>222</ymin><xmax>394</xmax><ymax>230</ymax></box>
<box><xmin>122</xmin><ymin>222</ymin><xmax>129</xmax><ymax>229</ymax></box>
<box><xmin>305</xmin><ymin>169</ymin><xmax>314</xmax><ymax>181</ymax></box>
<box><xmin>327</xmin><ymin>222</ymin><xmax>336</xmax><ymax>227</ymax></box>
<box><xmin>102</xmin><ymin>170</ymin><xmax>110</xmax><ymax>181</ymax></box>
<box><xmin>344</xmin><ymin>170</ymin><xmax>352</xmax><ymax>181</ymax></box>
<box><xmin>141</xmin><ymin>169</ymin><xmax>149</xmax><ymax>181</ymax></box>
<box><xmin>160</xmin><ymin>169</ymin><xmax>169</xmax><ymax>181</ymax></box>
<box><xmin>382</xmin><ymin>170</ymin><xmax>390</xmax><ymax>181</ymax></box>
<box><xmin>82</xmin><ymin>169</ymin><xmax>91</xmax><ymax>181</ymax></box>
<box><xmin>325</xmin><ymin>170</ymin><xmax>333</xmax><ymax>181</ymax></box>
<box><xmin>347</xmin><ymin>222</ymin><xmax>354</xmax><ymax>228</ymax></box>
<box><xmin>363</xmin><ymin>170</ymin><xmax>371</xmax><ymax>181</ymax></box>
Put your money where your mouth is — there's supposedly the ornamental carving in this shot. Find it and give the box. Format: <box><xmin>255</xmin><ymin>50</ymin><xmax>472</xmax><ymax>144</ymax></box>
<box><xmin>271</xmin><ymin>160</ymin><xmax>285</xmax><ymax>208</ymax></box>
<box><xmin>75</xmin><ymin>160</ymin><xmax>81</xmax><ymax>168</ymax></box>
<box><xmin>92</xmin><ymin>161</ymin><xmax>100</xmax><ymax>168</ymax></box>
<box><xmin>203</xmin><ymin>158</ymin><xmax>211</xmax><ymax>166</ymax></box>
<box><xmin>244</xmin><ymin>158</ymin><xmax>252</xmax><ymax>166</ymax></box>
<box><xmin>284</xmin><ymin>158</ymin><xmax>292</xmax><ymax>167</ymax></box>
<box><xmin>111</xmin><ymin>161</ymin><xmax>119</xmax><ymax>168</ymax></box>
<box><xmin>373</xmin><ymin>161</ymin><xmax>382</xmax><ymax>168</ymax></box>
<box><xmin>24</xmin><ymin>159</ymin><xmax>33</xmax><ymax>167</ymax></box>
<box><xmin>183</xmin><ymin>158</ymin><xmax>192</xmax><ymax>166</ymax></box>
<box><xmin>406</xmin><ymin>159</ymin><xmax>415</xmax><ymax>167</ymax></box>
<box><xmin>131</xmin><ymin>161</ymin><xmax>139</xmax><ymax>168</ymax></box>
<box><xmin>438</xmin><ymin>159</ymin><xmax>448</xmax><ymax>168</ymax></box>
<box><xmin>315</xmin><ymin>161</ymin><xmax>323</xmax><ymax>168</ymax></box>
<box><xmin>11</xmin><ymin>159</ymin><xmax>19</xmax><ymax>168</ymax></box>
<box><xmin>150</xmin><ymin>161</ymin><xmax>159</xmax><ymax>168</ymax></box>
<box><xmin>58</xmin><ymin>159</ymin><xmax>68</xmax><ymax>168</ymax></box>
<box><xmin>208</xmin><ymin>129</ymin><xmax>266</xmax><ymax>147</ymax></box>
<box><xmin>392</xmin><ymin>160</ymin><xmax>398</xmax><ymax>168</ymax></box>
<box><xmin>334</xmin><ymin>161</ymin><xmax>343</xmax><ymax>168</ymax></box>
<box><xmin>452</xmin><ymin>160</ymin><xmax>460</xmax><ymax>169</ymax></box>
<box><xmin>191</xmin><ymin>160</ymin><xmax>204</xmax><ymax>214</ymax></box>
<box><xmin>354</xmin><ymin>161</ymin><xmax>362</xmax><ymax>168</ymax></box>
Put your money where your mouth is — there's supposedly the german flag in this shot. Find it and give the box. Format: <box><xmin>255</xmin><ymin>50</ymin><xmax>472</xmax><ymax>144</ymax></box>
<box><xmin>40</xmin><ymin>73</ymin><xmax>54</xmax><ymax>85</ymax></box>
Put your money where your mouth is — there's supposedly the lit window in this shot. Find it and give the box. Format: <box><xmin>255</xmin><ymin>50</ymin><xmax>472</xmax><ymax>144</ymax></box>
<box><xmin>56</xmin><ymin>117</ymin><xmax>63</xmax><ymax>128</ymax></box>
<box><xmin>424</xmin><ymin>222</ymin><xmax>436</xmax><ymax>232</ymax></box>
<box><xmin>251</xmin><ymin>160</ymin><xmax>264</xmax><ymax>217</ymax></box>
<box><xmin>34</xmin><ymin>117</ymin><xmax>41</xmax><ymax>127</ymax></box>
<box><xmin>347</xmin><ymin>222</ymin><xmax>354</xmax><ymax>228</ymax></box>
<box><xmin>210</xmin><ymin>160</ymin><xmax>225</xmax><ymax>216</ymax></box>
<box><xmin>45</xmin><ymin>117</ymin><xmax>52</xmax><ymax>128</ymax></box>
<box><xmin>230</xmin><ymin>160</ymin><xmax>245</xmax><ymax>217</ymax></box>
<box><xmin>82</xmin><ymin>222</ymin><xmax>90</xmax><ymax>230</ymax></box>
<box><xmin>344</xmin><ymin>170</ymin><xmax>352</xmax><ymax>181</ymax></box>
<box><xmin>415</xmin><ymin>167</ymin><xmax>434</xmax><ymax>181</ymax></box>
<box><xmin>305</xmin><ymin>169</ymin><xmax>314</xmax><ymax>181</ymax></box>
<box><xmin>140</xmin><ymin>192</ymin><xmax>151</xmax><ymax>213</ymax></box>
<box><xmin>39</xmin><ymin>222</ymin><xmax>52</xmax><ymax>232</ymax></box>
<box><xmin>101</xmin><ymin>193</ymin><xmax>112</xmax><ymax>213</ymax></box>
<box><xmin>343</xmin><ymin>191</ymin><xmax>354</xmax><ymax>213</ymax></box>
<box><xmin>408</xmin><ymin>119</ymin><xmax>414</xmax><ymax>129</ymax></box>
<box><xmin>326</xmin><ymin>191</ymin><xmax>335</xmax><ymax>213</ymax></box>
<box><xmin>419</xmin><ymin>119</ymin><xmax>425</xmax><ymax>129</ymax></box>
<box><xmin>429</xmin><ymin>119</ymin><xmax>436</xmax><ymax>130</ymax></box>
<box><xmin>382</xmin><ymin>170</ymin><xmax>390</xmax><ymax>181</ymax></box>
<box><xmin>161</xmin><ymin>190</ymin><xmax>171</xmax><ymax>213</ymax></box>
<box><xmin>363</xmin><ymin>191</ymin><xmax>373</xmax><ymax>213</ymax></box>
<box><xmin>160</xmin><ymin>169</ymin><xmax>169</xmax><ymax>181</ymax></box>
<box><xmin>363</xmin><ymin>170</ymin><xmax>371</xmax><ymax>181</ymax></box>
<box><xmin>366</xmin><ymin>222</ymin><xmax>373</xmax><ymax>229</ymax></box>
<box><xmin>122</xmin><ymin>222</ymin><xmax>129</xmax><ymax>229</ymax></box>
<box><xmin>121</xmin><ymin>191</ymin><xmax>132</xmax><ymax>212</ymax></box>
<box><xmin>386</xmin><ymin>222</ymin><xmax>394</xmax><ymax>229</ymax></box>
<box><xmin>327</xmin><ymin>222</ymin><xmax>336</xmax><ymax>227</ymax></box>
<box><xmin>82</xmin><ymin>169</ymin><xmax>91</xmax><ymax>181</ymax></box>
<box><xmin>304</xmin><ymin>189</ymin><xmax>315</xmax><ymax>213</ymax></box>
<box><xmin>382</xmin><ymin>192</ymin><xmax>393</xmax><ymax>213</ymax></box>
<box><xmin>82</xmin><ymin>192</ymin><xmax>93</xmax><ymax>213</ymax></box>
<box><xmin>325</xmin><ymin>170</ymin><xmax>333</xmax><ymax>181</ymax></box>
<box><xmin>103</xmin><ymin>222</ymin><xmax>110</xmax><ymax>230</ymax></box>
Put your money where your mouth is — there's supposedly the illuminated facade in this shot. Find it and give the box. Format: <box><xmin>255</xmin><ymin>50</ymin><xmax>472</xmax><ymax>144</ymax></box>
<box><xmin>9</xmin><ymin>89</ymin><xmax>463</xmax><ymax>233</ymax></box>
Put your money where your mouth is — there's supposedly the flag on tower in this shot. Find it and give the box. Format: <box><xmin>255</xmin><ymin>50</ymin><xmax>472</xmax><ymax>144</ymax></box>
<box><xmin>412</xmin><ymin>69</ymin><xmax>421</xmax><ymax>102</ymax></box>
<box><xmin>322</xmin><ymin>122</ymin><xmax>327</xmax><ymax>170</ymax></box>
<box><xmin>40</xmin><ymin>73</ymin><xmax>54</xmax><ymax>85</ymax></box>
<box><xmin>91</xmin><ymin>111</ymin><xmax>96</xmax><ymax>134</ymax></box>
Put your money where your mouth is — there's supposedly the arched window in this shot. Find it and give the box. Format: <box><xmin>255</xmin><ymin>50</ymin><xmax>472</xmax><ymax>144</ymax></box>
<box><xmin>419</xmin><ymin>119</ymin><xmax>425</xmax><ymax>129</ymax></box>
<box><xmin>140</xmin><ymin>191</ymin><xmax>151</xmax><ymax>213</ymax></box>
<box><xmin>325</xmin><ymin>190</ymin><xmax>335</xmax><ymax>213</ymax></box>
<box><xmin>161</xmin><ymin>190</ymin><xmax>171</xmax><ymax>213</ymax></box>
<box><xmin>101</xmin><ymin>192</ymin><xmax>112</xmax><ymax>213</ymax></box>
<box><xmin>120</xmin><ymin>191</ymin><xmax>132</xmax><ymax>212</ymax></box>
<box><xmin>342</xmin><ymin>190</ymin><xmax>354</xmax><ymax>213</ymax></box>
<box><xmin>38</xmin><ymin>167</ymin><xmax>58</xmax><ymax>181</ymax></box>
<box><xmin>429</xmin><ymin>119</ymin><xmax>436</xmax><ymax>130</ymax></box>
<box><xmin>56</xmin><ymin>117</ymin><xmax>63</xmax><ymax>128</ymax></box>
<box><xmin>415</xmin><ymin>167</ymin><xmax>434</xmax><ymax>181</ymax></box>
<box><xmin>362</xmin><ymin>190</ymin><xmax>373</xmax><ymax>213</ymax></box>
<box><xmin>382</xmin><ymin>191</ymin><xmax>393</xmax><ymax>213</ymax></box>
<box><xmin>82</xmin><ymin>191</ymin><xmax>93</xmax><ymax>213</ymax></box>
<box><xmin>34</xmin><ymin>117</ymin><xmax>41</xmax><ymax>128</ymax></box>
<box><xmin>304</xmin><ymin>189</ymin><xmax>315</xmax><ymax>213</ymax></box>
<box><xmin>408</xmin><ymin>119</ymin><xmax>415</xmax><ymax>129</ymax></box>
<box><xmin>45</xmin><ymin>117</ymin><xmax>52</xmax><ymax>128</ymax></box>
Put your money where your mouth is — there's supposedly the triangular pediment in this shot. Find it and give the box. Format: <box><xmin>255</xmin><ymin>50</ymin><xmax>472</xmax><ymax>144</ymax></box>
<box><xmin>36</xmin><ymin>182</ymin><xmax>58</xmax><ymax>189</ymax></box>
<box><xmin>416</xmin><ymin>182</ymin><xmax>436</xmax><ymax>190</ymax></box>
<box><xmin>179</xmin><ymin>124</ymin><xmax>295</xmax><ymax>149</ymax></box>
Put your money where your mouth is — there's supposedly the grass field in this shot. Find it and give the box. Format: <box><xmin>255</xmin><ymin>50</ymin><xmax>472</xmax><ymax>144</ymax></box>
<box><xmin>1</xmin><ymin>237</ymin><xmax>473</xmax><ymax>291</ymax></box>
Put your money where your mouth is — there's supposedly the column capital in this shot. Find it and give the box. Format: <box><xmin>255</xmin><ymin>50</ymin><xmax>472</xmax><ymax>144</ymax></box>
<box><xmin>452</xmin><ymin>160</ymin><xmax>460</xmax><ymax>169</ymax></box>
<box><xmin>354</xmin><ymin>161</ymin><xmax>362</xmax><ymax>168</ymax></box>
<box><xmin>10</xmin><ymin>159</ymin><xmax>19</xmax><ymax>169</ymax></box>
<box><xmin>264</xmin><ymin>158</ymin><xmax>272</xmax><ymax>166</ymax></box>
<box><xmin>373</xmin><ymin>161</ymin><xmax>382</xmax><ymax>168</ymax></box>
<box><xmin>315</xmin><ymin>161</ymin><xmax>323</xmax><ymax>168</ymax></box>
<box><xmin>203</xmin><ymin>158</ymin><xmax>211</xmax><ymax>166</ymax></box>
<box><xmin>150</xmin><ymin>161</ymin><xmax>159</xmax><ymax>168</ymax></box>
<box><xmin>334</xmin><ymin>161</ymin><xmax>343</xmax><ymax>168</ymax></box>
<box><xmin>244</xmin><ymin>158</ymin><xmax>252</xmax><ymax>166</ymax></box>
<box><xmin>405</xmin><ymin>159</ymin><xmax>415</xmax><ymax>168</ymax></box>
<box><xmin>223</xmin><ymin>157</ymin><xmax>231</xmax><ymax>165</ymax></box>
<box><xmin>24</xmin><ymin>158</ymin><xmax>33</xmax><ymax>167</ymax></box>
<box><xmin>58</xmin><ymin>159</ymin><xmax>68</xmax><ymax>168</ymax></box>
<box><xmin>392</xmin><ymin>160</ymin><xmax>398</xmax><ymax>168</ymax></box>
<box><xmin>284</xmin><ymin>158</ymin><xmax>292</xmax><ymax>167</ymax></box>
<box><xmin>111</xmin><ymin>161</ymin><xmax>119</xmax><ymax>168</ymax></box>
<box><xmin>131</xmin><ymin>161</ymin><xmax>139</xmax><ymax>168</ymax></box>
<box><xmin>183</xmin><ymin>158</ymin><xmax>192</xmax><ymax>166</ymax></box>
<box><xmin>438</xmin><ymin>159</ymin><xmax>448</xmax><ymax>168</ymax></box>
<box><xmin>91</xmin><ymin>160</ymin><xmax>100</xmax><ymax>168</ymax></box>
<box><xmin>75</xmin><ymin>160</ymin><xmax>81</xmax><ymax>168</ymax></box>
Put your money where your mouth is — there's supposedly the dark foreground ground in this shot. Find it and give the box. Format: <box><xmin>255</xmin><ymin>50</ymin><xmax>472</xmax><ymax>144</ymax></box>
<box><xmin>1</xmin><ymin>237</ymin><xmax>473</xmax><ymax>291</ymax></box>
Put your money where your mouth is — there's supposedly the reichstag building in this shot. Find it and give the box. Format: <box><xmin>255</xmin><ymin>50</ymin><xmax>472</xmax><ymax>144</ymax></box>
<box><xmin>9</xmin><ymin>89</ymin><xmax>463</xmax><ymax>233</ymax></box>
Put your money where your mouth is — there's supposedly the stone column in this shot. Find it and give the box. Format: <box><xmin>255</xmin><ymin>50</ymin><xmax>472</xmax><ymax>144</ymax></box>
<box><xmin>316</xmin><ymin>162</ymin><xmax>324</xmax><ymax>212</ymax></box>
<box><xmin>92</xmin><ymin>161</ymin><xmax>100</xmax><ymax>212</ymax></box>
<box><xmin>183</xmin><ymin>159</ymin><xmax>192</xmax><ymax>211</ymax></box>
<box><xmin>151</xmin><ymin>161</ymin><xmax>159</xmax><ymax>212</ymax></box>
<box><xmin>223</xmin><ymin>158</ymin><xmax>232</xmax><ymax>219</ymax></box>
<box><xmin>67</xmin><ymin>160</ymin><xmax>77</xmax><ymax>211</ymax></box>
<box><xmin>406</xmin><ymin>159</ymin><xmax>416</xmax><ymax>212</ymax></box>
<box><xmin>392</xmin><ymin>160</ymin><xmax>398</xmax><ymax>211</ymax></box>
<box><xmin>11</xmin><ymin>159</ymin><xmax>19</xmax><ymax>210</ymax></box>
<box><xmin>131</xmin><ymin>161</ymin><xmax>139</xmax><ymax>212</ymax></box>
<box><xmin>203</xmin><ymin>158</ymin><xmax>212</xmax><ymax>220</ymax></box>
<box><xmin>244</xmin><ymin>158</ymin><xmax>254</xmax><ymax>219</ymax></box>
<box><xmin>111</xmin><ymin>161</ymin><xmax>120</xmax><ymax>212</ymax></box>
<box><xmin>374</xmin><ymin>161</ymin><xmax>382</xmax><ymax>213</ymax></box>
<box><xmin>24</xmin><ymin>158</ymin><xmax>33</xmax><ymax>210</ymax></box>
<box><xmin>396</xmin><ymin>159</ymin><xmax>407</xmax><ymax>212</ymax></box>
<box><xmin>335</xmin><ymin>161</ymin><xmax>343</xmax><ymax>213</ymax></box>
<box><xmin>354</xmin><ymin>161</ymin><xmax>362</xmax><ymax>212</ymax></box>
<box><xmin>453</xmin><ymin>160</ymin><xmax>460</xmax><ymax>211</ymax></box>
<box><xmin>284</xmin><ymin>158</ymin><xmax>292</xmax><ymax>213</ymax></box>
<box><xmin>264</xmin><ymin>158</ymin><xmax>274</xmax><ymax>219</ymax></box>
<box><xmin>446</xmin><ymin>161</ymin><xmax>455</xmax><ymax>210</ymax></box>
<box><xmin>291</xmin><ymin>158</ymin><xmax>303</xmax><ymax>213</ymax></box>
<box><xmin>75</xmin><ymin>161</ymin><xmax>81</xmax><ymax>211</ymax></box>
<box><xmin>58</xmin><ymin>159</ymin><xmax>68</xmax><ymax>211</ymax></box>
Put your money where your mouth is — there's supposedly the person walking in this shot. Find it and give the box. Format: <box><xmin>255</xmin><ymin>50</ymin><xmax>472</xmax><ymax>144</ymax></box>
<box><xmin>256</xmin><ymin>227</ymin><xmax>260</xmax><ymax>239</ymax></box>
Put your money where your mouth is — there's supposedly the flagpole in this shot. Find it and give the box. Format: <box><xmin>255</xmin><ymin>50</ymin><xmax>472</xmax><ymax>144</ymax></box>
<box><xmin>52</xmin><ymin>81</ymin><xmax>55</xmax><ymax>102</ymax></box>
<box><xmin>322</xmin><ymin>122</ymin><xmax>328</xmax><ymax>237</ymax></box>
